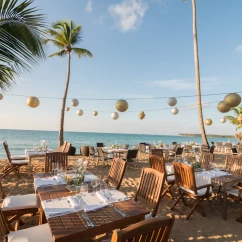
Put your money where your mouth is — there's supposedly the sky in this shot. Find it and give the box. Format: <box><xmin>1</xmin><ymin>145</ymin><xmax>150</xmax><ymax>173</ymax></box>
<box><xmin>0</xmin><ymin>0</ymin><xmax>242</xmax><ymax>135</ymax></box>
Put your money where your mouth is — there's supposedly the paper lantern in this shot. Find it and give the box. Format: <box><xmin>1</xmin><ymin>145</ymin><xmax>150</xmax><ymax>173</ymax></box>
<box><xmin>0</xmin><ymin>93</ymin><xmax>3</xmax><ymax>100</ymax></box>
<box><xmin>71</xmin><ymin>99</ymin><xmax>79</xmax><ymax>107</ymax></box>
<box><xmin>93</xmin><ymin>111</ymin><xmax>98</xmax><ymax>116</ymax></box>
<box><xmin>224</xmin><ymin>93</ymin><xmax>241</xmax><ymax>107</ymax></box>
<box><xmin>65</xmin><ymin>107</ymin><xmax>70</xmax><ymax>111</ymax></box>
<box><xmin>168</xmin><ymin>97</ymin><xmax>177</xmax><ymax>106</ymax></box>
<box><xmin>111</xmin><ymin>112</ymin><xmax>119</xmax><ymax>120</ymax></box>
<box><xmin>217</xmin><ymin>101</ymin><xmax>230</xmax><ymax>113</ymax></box>
<box><xmin>116</xmin><ymin>99</ymin><xmax>128</xmax><ymax>112</ymax></box>
<box><xmin>77</xmin><ymin>109</ymin><xmax>83</xmax><ymax>116</ymax></box>
<box><xmin>220</xmin><ymin>118</ymin><xmax>226</xmax><ymax>123</ymax></box>
<box><xmin>138</xmin><ymin>111</ymin><xmax>145</xmax><ymax>120</ymax></box>
<box><xmin>171</xmin><ymin>108</ymin><xmax>179</xmax><ymax>115</ymax></box>
<box><xmin>27</xmin><ymin>96</ymin><xmax>39</xmax><ymax>108</ymax></box>
<box><xmin>237</xmin><ymin>114</ymin><xmax>242</xmax><ymax>123</ymax></box>
<box><xmin>205</xmin><ymin>119</ymin><xmax>212</xmax><ymax>125</ymax></box>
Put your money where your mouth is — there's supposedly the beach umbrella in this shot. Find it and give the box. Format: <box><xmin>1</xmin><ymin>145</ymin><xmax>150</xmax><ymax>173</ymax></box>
<box><xmin>65</xmin><ymin>107</ymin><xmax>70</xmax><ymax>111</ymax></box>
<box><xmin>111</xmin><ymin>112</ymin><xmax>119</xmax><ymax>120</ymax></box>
<box><xmin>205</xmin><ymin>119</ymin><xmax>212</xmax><ymax>125</ymax></box>
<box><xmin>27</xmin><ymin>96</ymin><xmax>39</xmax><ymax>108</ymax></box>
<box><xmin>217</xmin><ymin>101</ymin><xmax>230</xmax><ymax>113</ymax></box>
<box><xmin>167</xmin><ymin>97</ymin><xmax>177</xmax><ymax>106</ymax></box>
<box><xmin>93</xmin><ymin>111</ymin><xmax>98</xmax><ymax>116</ymax></box>
<box><xmin>116</xmin><ymin>99</ymin><xmax>128</xmax><ymax>112</ymax></box>
<box><xmin>224</xmin><ymin>93</ymin><xmax>241</xmax><ymax>107</ymax></box>
<box><xmin>220</xmin><ymin>118</ymin><xmax>226</xmax><ymax>123</ymax></box>
<box><xmin>0</xmin><ymin>93</ymin><xmax>3</xmax><ymax>100</ymax></box>
<box><xmin>77</xmin><ymin>109</ymin><xmax>83</xmax><ymax>116</ymax></box>
<box><xmin>237</xmin><ymin>114</ymin><xmax>242</xmax><ymax>123</ymax></box>
<box><xmin>171</xmin><ymin>108</ymin><xmax>179</xmax><ymax>115</ymax></box>
<box><xmin>138</xmin><ymin>111</ymin><xmax>145</xmax><ymax>120</ymax></box>
<box><xmin>71</xmin><ymin>99</ymin><xmax>79</xmax><ymax>107</ymax></box>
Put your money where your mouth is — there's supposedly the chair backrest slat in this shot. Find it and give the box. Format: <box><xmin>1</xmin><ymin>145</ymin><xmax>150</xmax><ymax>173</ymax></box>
<box><xmin>45</xmin><ymin>152</ymin><xmax>68</xmax><ymax>173</ymax></box>
<box><xmin>225</xmin><ymin>155</ymin><xmax>242</xmax><ymax>175</ymax></box>
<box><xmin>200</xmin><ymin>152</ymin><xmax>214</xmax><ymax>170</ymax></box>
<box><xmin>111</xmin><ymin>214</ymin><xmax>175</xmax><ymax>242</ymax></box>
<box><xmin>149</xmin><ymin>155</ymin><xmax>166</xmax><ymax>174</ymax></box>
<box><xmin>107</xmin><ymin>158</ymin><xmax>127</xmax><ymax>190</ymax></box>
<box><xmin>135</xmin><ymin>168</ymin><xmax>165</xmax><ymax>217</ymax></box>
<box><xmin>151</xmin><ymin>149</ymin><xmax>163</xmax><ymax>157</ymax></box>
<box><xmin>3</xmin><ymin>141</ymin><xmax>11</xmax><ymax>162</ymax></box>
<box><xmin>173</xmin><ymin>161</ymin><xmax>197</xmax><ymax>194</ymax></box>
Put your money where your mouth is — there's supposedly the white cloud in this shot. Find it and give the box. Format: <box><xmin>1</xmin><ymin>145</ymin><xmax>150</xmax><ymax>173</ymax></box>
<box><xmin>85</xmin><ymin>0</ymin><xmax>93</xmax><ymax>13</ymax></box>
<box><xmin>108</xmin><ymin>0</ymin><xmax>148</xmax><ymax>32</ymax></box>
<box><xmin>235</xmin><ymin>45</ymin><xmax>242</xmax><ymax>52</ymax></box>
<box><xmin>151</xmin><ymin>79</ymin><xmax>195</xmax><ymax>90</ymax></box>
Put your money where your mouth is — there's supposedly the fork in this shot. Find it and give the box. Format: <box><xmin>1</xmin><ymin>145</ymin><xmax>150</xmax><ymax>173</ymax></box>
<box><xmin>81</xmin><ymin>212</ymin><xmax>94</xmax><ymax>227</ymax></box>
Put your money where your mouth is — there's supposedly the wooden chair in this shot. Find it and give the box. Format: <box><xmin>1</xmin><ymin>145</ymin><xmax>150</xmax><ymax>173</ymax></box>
<box><xmin>123</xmin><ymin>149</ymin><xmax>138</xmax><ymax>167</ymax></box>
<box><xmin>224</xmin><ymin>155</ymin><xmax>242</xmax><ymax>175</ymax></box>
<box><xmin>168</xmin><ymin>147</ymin><xmax>183</xmax><ymax>161</ymax></box>
<box><xmin>97</xmin><ymin>147</ymin><xmax>112</xmax><ymax>166</ymax></box>
<box><xmin>0</xmin><ymin>209</ymin><xmax>53</xmax><ymax>241</ymax></box>
<box><xmin>55</xmin><ymin>141</ymin><xmax>67</xmax><ymax>152</ymax></box>
<box><xmin>0</xmin><ymin>178</ymin><xmax>39</xmax><ymax>231</ymax></box>
<box><xmin>149</xmin><ymin>155</ymin><xmax>175</xmax><ymax>199</ymax></box>
<box><xmin>171</xmin><ymin>161</ymin><xmax>212</xmax><ymax>220</ymax></box>
<box><xmin>184</xmin><ymin>145</ymin><xmax>193</xmax><ymax>153</ymax></box>
<box><xmin>138</xmin><ymin>143</ymin><xmax>147</xmax><ymax>160</ymax></box>
<box><xmin>89</xmin><ymin>146</ymin><xmax>97</xmax><ymax>162</ymax></box>
<box><xmin>151</xmin><ymin>149</ymin><xmax>163</xmax><ymax>157</ymax></box>
<box><xmin>134</xmin><ymin>168</ymin><xmax>165</xmax><ymax>218</ymax></box>
<box><xmin>200</xmin><ymin>152</ymin><xmax>214</xmax><ymax>170</ymax></box>
<box><xmin>44</xmin><ymin>152</ymin><xmax>68</xmax><ymax>173</ymax></box>
<box><xmin>106</xmin><ymin>158</ymin><xmax>127</xmax><ymax>190</ymax></box>
<box><xmin>2</xmin><ymin>141</ymin><xmax>29</xmax><ymax>178</ymax></box>
<box><xmin>108</xmin><ymin>214</ymin><xmax>175</xmax><ymax>242</ymax></box>
<box><xmin>97</xmin><ymin>142</ymin><xmax>105</xmax><ymax>148</ymax></box>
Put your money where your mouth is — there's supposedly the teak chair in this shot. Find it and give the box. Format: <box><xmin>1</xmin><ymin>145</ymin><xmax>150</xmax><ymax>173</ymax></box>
<box><xmin>123</xmin><ymin>149</ymin><xmax>138</xmax><ymax>167</ymax></box>
<box><xmin>135</xmin><ymin>168</ymin><xmax>165</xmax><ymax>218</ymax></box>
<box><xmin>97</xmin><ymin>147</ymin><xmax>112</xmax><ymax>166</ymax></box>
<box><xmin>3</xmin><ymin>141</ymin><xmax>29</xmax><ymax>178</ymax></box>
<box><xmin>109</xmin><ymin>214</ymin><xmax>175</xmax><ymax>242</ymax></box>
<box><xmin>149</xmin><ymin>155</ymin><xmax>175</xmax><ymax>199</ymax></box>
<box><xmin>171</xmin><ymin>161</ymin><xmax>213</xmax><ymax>220</ymax></box>
<box><xmin>0</xmin><ymin>209</ymin><xmax>53</xmax><ymax>242</ymax></box>
<box><xmin>0</xmin><ymin>178</ymin><xmax>39</xmax><ymax>231</ymax></box>
<box><xmin>151</xmin><ymin>149</ymin><xmax>163</xmax><ymax>158</ymax></box>
<box><xmin>200</xmin><ymin>152</ymin><xmax>214</xmax><ymax>170</ymax></box>
<box><xmin>224</xmin><ymin>155</ymin><xmax>242</xmax><ymax>175</ymax></box>
<box><xmin>138</xmin><ymin>143</ymin><xmax>147</xmax><ymax>160</ymax></box>
<box><xmin>168</xmin><ymin>147</ymin><xmax>183</xmax><ymax>161</ymax></box>
<box><xmin>44</xmin><ymin>152</ymin><xmax>68</xmax><ymax>173</ymax></box>
<box><xmin>97</xmin><ymin>143</ymin><xmax>105</xmax><ymax>148</ymax></box>
<box><xmin>106</xmin><ymin>158</ymin><xmax>127</xmax><ymax>190</ymax></box>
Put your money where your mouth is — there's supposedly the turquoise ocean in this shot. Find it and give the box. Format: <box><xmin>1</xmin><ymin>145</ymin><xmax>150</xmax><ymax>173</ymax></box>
<box><xmin>0</xmin><ymin>129</ymin><xmax>237</xmax><ymax>158</ymax></box>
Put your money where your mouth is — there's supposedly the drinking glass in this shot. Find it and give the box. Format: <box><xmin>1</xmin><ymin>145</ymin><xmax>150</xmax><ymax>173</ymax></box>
<box><xmin>91</xmin><ymin>178</ymin><xmax>100</xmax><ymax>195</ymax></box>
<box><xmin>108</xmin><ymin>186</ymin><xmax>115</xmax><ymax>204</ymax></box>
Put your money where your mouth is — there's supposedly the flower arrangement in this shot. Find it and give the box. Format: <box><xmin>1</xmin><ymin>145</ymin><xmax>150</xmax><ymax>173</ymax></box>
<box><xmin>40</xmin><ymin>140</ymin><xmax>47</xmax><ymax>151</ymax></box>
<box><xmin>64</xmin><ymin>159</ymin><xmax>88</xmax><ymax>186</ymax></box>
<box><xmin>157</xmin><ymin>140</ymin><xmax>163</xmax><ymax>147</ymax></box>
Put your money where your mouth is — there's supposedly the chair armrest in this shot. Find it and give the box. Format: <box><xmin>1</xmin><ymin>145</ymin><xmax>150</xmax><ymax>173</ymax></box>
<box><xmin>196</xmin><ymin>184</ymin><xmax>213</xmax><ymax>190</ymax></box>
<box><xmin>234</xmin><ymin>185</ymin><xmax>242</xmax><ymax>190</ymax></box>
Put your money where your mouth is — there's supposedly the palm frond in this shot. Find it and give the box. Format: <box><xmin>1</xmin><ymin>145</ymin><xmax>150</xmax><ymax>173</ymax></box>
<box><xmin>236</xmin><ymin>124</ymin><xmax>242</xmax><ymax>130</ymax></box>
<box><xmin>225</xmin><ymin>116</ymin><xmax>240</xmax><ymax>125</ymax></box>
<box><xmin>43</xmin><ymin>38</ymin><xmax>65</xmax><ymax>49</ymax></box>
<box><xmin>0</xmin><ymin>64</ymin><xmax>15</xmax><ymax>90</ymax></box>
<box><xmin>48</xmin><ymin>50</ymin><xmax>66</xmax><ymax>58</ymax></box>
<box><xmin>72</xmin><ymin>48</ymin><xmax>93</xmax><ymax>58</ymax></box>
<box><xmin>70</xmin><ymin>25</ymin><xmax>82</xmax><ymax>46</ymax></box>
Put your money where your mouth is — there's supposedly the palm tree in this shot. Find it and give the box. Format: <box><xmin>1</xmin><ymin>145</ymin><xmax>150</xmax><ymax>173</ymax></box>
<box><xmin>185</xmin><ymin>0</ymin><xmax>209</xmax><ymax>146</ymax></box>
<box><xmin>44</xmin><ymin>21</ymin><xmax>93</xmax><ymax>146</ymax></box>
<box><xmin>225</xmin><ymin>106</ymin><xmax>242</xmax><ymax>130</ymax></box>
<box><xmin>0</xmin><ymin>0</ymin><xmax>46</xmax><ymax>90</ymax></box>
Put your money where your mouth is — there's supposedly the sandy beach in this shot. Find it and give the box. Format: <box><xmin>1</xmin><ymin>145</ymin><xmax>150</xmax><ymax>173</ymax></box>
<box><xmin>1</xmin><ymin>153</ymin><xmax>242</xmax><ymax>242</ymax></box>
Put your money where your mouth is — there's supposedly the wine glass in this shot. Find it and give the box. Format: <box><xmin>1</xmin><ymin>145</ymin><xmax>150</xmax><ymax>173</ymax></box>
<box><xmin>108</xmin><ymin>185</ymin><xmax>115</xmax><ymax>204</ymax></box>
<box><xmin>100</xmin><ymin>183</ymin><xmax>109</xmax><ymax>203</ymax></box>
<box><xmin>91</xmin><ymin>178</ymin><xmax>100</xmax><ymax>196</ymax></box>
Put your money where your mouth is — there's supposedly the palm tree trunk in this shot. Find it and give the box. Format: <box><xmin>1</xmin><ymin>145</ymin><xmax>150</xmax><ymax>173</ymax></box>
<box><xmin>191</xmin><ymin>0</ymin><xmax>209</xmax><ymax>146</ymax></box>
<box><xmin>58</xmin><ymin>51</ymin><xmax>71</xmax><ymax>146</ymax></box>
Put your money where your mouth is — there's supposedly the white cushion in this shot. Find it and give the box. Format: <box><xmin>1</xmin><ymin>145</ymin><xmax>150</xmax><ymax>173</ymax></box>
<box><xmin>12</xmin><ymin>159</ymin><xmax>29</xmax><ymax>165</ymax></box>
<box><xmin>2</xmin><ymin>194</ymin><xmax>39</xmax><ymax>211</ymax></box>
<box><xmin>228</xmin><ymin>189</ymin><xmax>242</xmax><ymax>198</ymax></box>
<box><xmin>8</xmin><ymin>223</ymin><xmax>53</xmax><ymax>242</ymax></box>
<box><xmin>145</xmin><ymin>212</ymin><xmax>152</xmax><ymax>220</ymax></box>
<box><xmin>11</xmin><ymin>155</ymin><xmax>27</xmax><ymax>160</ymax></box>
<box><xmin>167</xmin><ymin>175</ymin><xmax>175</xmax><ymax>182</ymax></box>
<box><xmin>180</xmin><ymin>186</ymin><xmax>211</xmax><ymax>197</ymax></box>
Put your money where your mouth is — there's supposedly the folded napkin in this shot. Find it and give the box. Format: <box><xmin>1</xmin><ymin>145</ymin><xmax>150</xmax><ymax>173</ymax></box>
<box><xmin>84</xmin><ymin>174</ymin><xmax>98</xmax><ymax>182</ymax></box>
<box><xmin>42</xmin><ymin>197</ymin><xmax>76</xmax><ymax>219</ymax></box>
<box><xmin>54</xmin><ymin>176</ymin><xmax>66</xmax><ymax>184</ymax></box>
<box><xmin>34</xmin><ymin>177</ymin><xmax>57</xmax><ymax>192</ymax></box>
<box><xmin>68</xmin><ymin>196</ymin><xmax>80</xmax><ymax>209</ymax></box>
<box><xmin>106</xmin><ymin>190</ymin><xmax>129</xmax><ymax>203</ymax></box>
<box><xmin>82</xmin><ymin>193</ymin><xmax>108</xmax><ymax>212</ymax></box>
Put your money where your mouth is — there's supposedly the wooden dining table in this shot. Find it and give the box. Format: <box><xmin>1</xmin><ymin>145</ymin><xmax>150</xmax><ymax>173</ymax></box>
<box><xmin>36</xmin><ymin>183</ymin><xmax>149</xmax><ymax>242</ymax></box>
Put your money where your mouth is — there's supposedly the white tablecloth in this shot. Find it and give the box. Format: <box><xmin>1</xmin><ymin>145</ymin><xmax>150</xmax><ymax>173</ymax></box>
<box><xmin>25</xmin><ymin>149</ymin><xmax>53</xmax><ymax>157</ymax></box>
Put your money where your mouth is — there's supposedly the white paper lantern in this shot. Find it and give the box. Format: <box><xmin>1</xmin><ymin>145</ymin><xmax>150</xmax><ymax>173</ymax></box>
<box><xmin>168</xmin><ymin>97</ymin><xmax>177</xmax><ymax>106</ymax></box>
<box><xmin>77</xmin><ymin>109</ymin><xmax>83</xmax><ymax>116</ymax></box>
<box><xmin>27</xmin><ymin>96</ymin><xmax>40</xmax><ymax>108</ymax></box>
<box><xmin>111</xmin><ymin>112</ymin><xmax>119</xmax><ymax>120</ymax></box>
<box><xmin>220</xmin><ymin>118</ymin><xmax>226</xmax><ymax>123</ymax></box>
<box><xmin>171</xmin><ymin>108</ymin><xmax>179</xmax><ymax>115</ymax></box>
<box><xmin>71</xmin><ymin>99</ymin><xmax>79</xmax><ymax>107</ymax></box>
<box><xmin>0</xmin><ymin>93</ymin><xmax>3</xmax><ymax>100</ymax></box>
